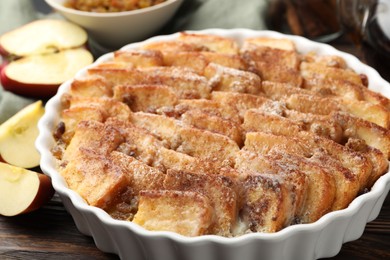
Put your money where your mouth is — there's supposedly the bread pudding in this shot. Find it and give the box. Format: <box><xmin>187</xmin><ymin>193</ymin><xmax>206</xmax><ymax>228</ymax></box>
<box><xmin>52</xmin><ymin>32</ymin><xmax>390</xmax><ymax>237</ymax></box>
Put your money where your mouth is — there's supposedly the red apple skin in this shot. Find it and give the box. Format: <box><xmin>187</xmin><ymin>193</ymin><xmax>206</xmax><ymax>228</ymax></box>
<box><xmin>0</xmin><ymin>66</ymin><xmax>60</xmax><ymax>98</ymax></box>
<box><xmin>0</xmin><ymin>59</ymin><xmax>8</xmax><ymax>75</ymax></box>
<box><xmin>22</xmin><ymin>173</ymin><xmax>55</xmax><ymax>214</ymax></box>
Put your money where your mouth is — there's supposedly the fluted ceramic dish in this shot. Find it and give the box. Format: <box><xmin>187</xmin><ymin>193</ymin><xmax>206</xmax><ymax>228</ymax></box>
<box><xmin>36</xmin><ymin>29</ymin><xmax>390</xmax><ymax>260</ymax></box>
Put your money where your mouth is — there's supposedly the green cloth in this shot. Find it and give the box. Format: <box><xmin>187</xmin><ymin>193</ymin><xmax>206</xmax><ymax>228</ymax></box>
<box><xmin>0</xmin><ymin>0</ymin><xmax>268</xmax><ymax>124</ymax></box>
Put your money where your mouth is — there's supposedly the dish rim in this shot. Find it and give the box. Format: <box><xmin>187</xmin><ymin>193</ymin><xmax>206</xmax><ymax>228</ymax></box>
<box><xmin>36</xmin><ymin>28</ymin><xmax>390</xmax><ymax>245</ymax></box>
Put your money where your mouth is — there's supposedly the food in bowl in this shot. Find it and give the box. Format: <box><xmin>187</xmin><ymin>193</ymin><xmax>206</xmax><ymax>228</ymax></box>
<box><xmin>64</xmin><ymin>0</ymin><xmax>167</xmax><ymax>13</ymax></box>
<box><xmin>44</xmin><ymin>0</ymin><xmax>183</xmax><ymax>49</ymax></box>
<box><xmin>49</xmin><ymin>32</ymin><xmax>390</xmax><ymax>237</ymax></box>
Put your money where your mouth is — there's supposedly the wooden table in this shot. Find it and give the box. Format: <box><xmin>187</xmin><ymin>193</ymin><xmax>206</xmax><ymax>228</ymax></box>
<box><xmin>1</xmin><ymin>14</ymin><xmax>390</xmax><ymax>260</ymax></box>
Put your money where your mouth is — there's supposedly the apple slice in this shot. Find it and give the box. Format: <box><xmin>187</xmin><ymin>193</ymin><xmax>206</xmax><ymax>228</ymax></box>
<box><xmin>1</xmin><ymin>48</ymin><xmax>93</xmax><ymax>97</ymax></box>
<box><xmin>0</xmin><ymin>162</ymin><xmax>54</xmax><ymax>216</ymax></box>
<box><xmin>0</xmin><ymin>19</ymin><xmax>93</xmax><ymax>97</ymax></box>
<box><xmin>0</xmin><ymin>100</ymin><xmax>44</xmax><ymax>168</ymax></box>
<box><xmin>0</xmin><ymin>19</ymin><xmax>88</xmax><ymax>57</ymax></box>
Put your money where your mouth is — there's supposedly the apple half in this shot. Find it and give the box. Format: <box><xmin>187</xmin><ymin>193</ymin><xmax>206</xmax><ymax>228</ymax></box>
<box><xmin>0</xmin><ymin>19</ymin><xmax>93</xmax><ymax>97</ymax></box>
<box><xmin>0</xmin><ymin>100</ymin><xmax>44</xmax><ymax>169</ymax></box>
<box><xmin>1</xmin><ymin>48</ymin><xmax>93</xmax><ymax>97</ymax></box>
<box><xmin>0</xmin><ymin>162</ymin><xmax>55</xmax><ymax>216</ymax></box>
<box><xmin>0</xmin><ymin>19</ymin><xmax>88</xmax><ymax>57</ymax></box>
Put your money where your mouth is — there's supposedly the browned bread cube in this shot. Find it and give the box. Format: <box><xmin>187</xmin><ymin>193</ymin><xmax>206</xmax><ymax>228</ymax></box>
<box><xmin>133</xmin><ymin>189</ymin><xmax>213</xmax><ymax>236</ymax></box>
<box><xmin>113</xmin><ymin>49</ymin><xmax>164</xmax><ymax>67</ymax></box>
<box><xmin>70</xmin><ymin>76</ymin><xmax>113</xmax><ymax>98</ymax></box>
<box><xmin>204</xmin><ymin>63</ymin><xmax>262</xmax><ymax>94</ymax></box>
<box><xmin>61</xmin><ymin>150</ymin><xmax>132</xmax><ymax>217</ymax></box>
<box><xmin>242</xmin><ymin>37</ymin><xmax>296</xmax><ymax>51</ymax></box>
<box><xmin>178</xmin><ymin>32</ymin><xmax>239</xmax><ymax>54</ymax></box>
<box><xmin>180</xmin><ymin>109</ymin><xmax>243</xmax><ymax>146</ymax></box>
<box><xmin>113</xmin><ymin>84</ymin><xmax>178</xmax><ymax>112</ymax></box>
<box><xmin>62</xmin><ymin>120</ymin><xmax>124</xmax><ymax>163</ymax></box>
<box><xmin>176</xmin><ymin>127</ymin><xmax>240</xmax><ymax>166</ymax></box>
<box><xmin>88</xmin><ymin>67</ymin><xmax>211</xmax><ymax>99</ymax></box>
<box><xmin>240</xmin><ymin>173</ymin><xmax>291</xmax><ymax>233</ymax></box>
<box><xmin>211</xmin><ymin>91</ymin><xmax>268</xmax><ymax>118</ymax></box>
<box><xmin>164</xmin><ymin>169</ymin><xmax>238</xmax><ymax>236</ymax></box>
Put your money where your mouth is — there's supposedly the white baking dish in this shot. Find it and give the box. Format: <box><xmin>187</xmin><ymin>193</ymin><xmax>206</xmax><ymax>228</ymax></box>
<box><xmin>36</xmin><ymin>29</ymin><xmax>390</xmax><ymax>260</ymax></box>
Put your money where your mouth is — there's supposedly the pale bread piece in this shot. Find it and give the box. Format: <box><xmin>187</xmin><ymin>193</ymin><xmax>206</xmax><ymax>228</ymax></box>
<box><xmin>172</xmin><ymin>99</ymin><xmax>242</xmax><ymax>124</ymax></box>
<box><xmin>261</xmin><ymin>80</ymin><xmax>312</xmax><ymax>100</ymax></box>
<box><xmin>156</xmin><ymin>147</ymin><xmax>240</xmax><ymax>180</ymax></box>
<box><xmin>93</xmin><ymin>61</ymin><xmax>134</xmax><ymax>69</ymax></box>
<box><xmin>129</xmin><ymin>112</ymin><xmax>182</xmax><ymax>149</ymax></box>
<box><xmin>60</xmin><ymin>95</ymin><xmax>131</xmax><ymax>143</ymax></box>
<box><xmin>284</xmin><ymin>109</ymin><xmax>343</xmax><ymax>143</ymax></box>
<box><xmin>333</xmin><ymin>112</ymin><xmax>390</xmax><ymax>159</ymax></box>
<box><xmin>242</xmin><ymin>45</ymin><xmax>300</xmax><ymax>69</ymax></box>
<box><xmin>241</xmin><ymin>45</ymin><xmax>302</xmax><ymax>86</ymax></box>
<box><xmin>162</xmin><ymin>51</ymin><xmax>246</xmax><ymax>74</ymax></box>
<box><xmin>204</xmin><ymin>63</ymin><xmax>262</xmax><ymax>94</ymax></box>
<box><xmin>62</xmin><ymin>120</ymin><xmax>124</xmax><ymax>164</ymax></box>
<box><xmin>163</xmin><ymin>169</ymin><xmax>238</xmax><ymax>236</ymax></box>
<box><xmin>176</xmin><ymin>127</ymin><xmax>240</xmax><ymax>166</ymax></box>
<box><xmin>87</xmin><ymin>67</ymin><xmax>211</xmax><ymax>99</ymax></box>
<box><xmin>300</xmin><ymin>61</ymin><xmax>363</xmax><ymax>86</ymax></box>
<box><xmin>105</xmin><ymin>118</ymin><xmax>164</xmax><ymax>165</ymax></box>
<box><xmin>180</xmin><ymin>109</ymin><xmax>243</xmax><ymax>146</ymax></box>
<box><xmin>67</xmin><ymin>96</ymin><xmax>132</xmax><ymax>121</ymax></box>
<box><xmin>285</xmin><ymin>93</ymin><xmax>390</xmax><ymax>128</ymax></box>
<box><xmin>242</xmin><ymin>37</ymin><xmax>296</xmax><ymax>51</ymax></box>
<box><xmin>142</xmin><ymin>40</ymin><xmax>209</xmax><ymax>53</ymax></box>
<box><xmin>211</xmin><ymin>91</ymin><xmax>269</xmax><ymax>118</ymax></box>
<box><xmin>162</xmin><ymin>51</ymin><xmax>208</xmax><ymax>74</ymax></box>
<box><xmin>61</xmin><ymin>150</ymin><xmax>132</xmax><ymax>216</ymax></box>
<box><xmin>133</xmin><ymin>190</ymin><xmax>213</xmax><ymax>236</ymax></box>
<box><xmin>113</xmin><ymin>49</ymin><xmax>164</xmax><ymax>67</ymax></box>
<box><xmin>61</xmin><ymin>105</ymin><xmax>106</xmax><ymax>144</ymax></box>
<box><xmin>113</xmin><ymin>84</ymin><xmax>178</xmax><ymax>112</ymax></box>
<box><xmin>201</xmin><ymin>52</ymin><xmax>246</xmax><ymax>70</ymax></box>
<box><xmin>243</xmin><ymin>108</ymin><xmax>343</xmax><ymax>143</ymax></box>
<box><xmin>70</xmin><ymin>76</ymin><xmax>113</xmax><ymax>98</ymax></box>
<box><xmin>302</xmin><ymin>52</ymin><xmax>347</xmax><ymax>68</ymax></box>
<box><xmin>60</xmin><ymin>97</ymin><xmax>131</xmax><ymax>141</ymax></box>
<box><xmin>339</xmin><ymin>98</ymin><xmax>390</xmax><ymax>129</ymax></box>
<box><xmin>302</xmin><ymin>78</ymin><xmax>365</xmax><ymax>101</ymax></box>
<box><xmin>361</xmin><ymin>87</ymin><xmax>390</xmax><ymax>110</ymax></box>
<box><xmin>109</xmin><ymin>151</ymin><xmax>166</xmax><ymax>196</ymax></box>
<box><xmin>243</xmin><ymin>109</ymin><xmax>303</xmax><ymax>136</ymax></box>
<box><xmin>178</xmin><ymin>32</ymin><xmax>239</xmax><ymax>54</ymax></box>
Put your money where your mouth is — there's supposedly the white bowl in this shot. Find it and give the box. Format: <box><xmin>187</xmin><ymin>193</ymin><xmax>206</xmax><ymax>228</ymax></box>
<box><xmin>44</xmin><ymin>0</ymin><xmax>183</xmax><ymax>49</ymax></box>
<box><xmin>36</xmin><ymin>29</ymin><xmax>390</xmax><ymax>260</ymax></box>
